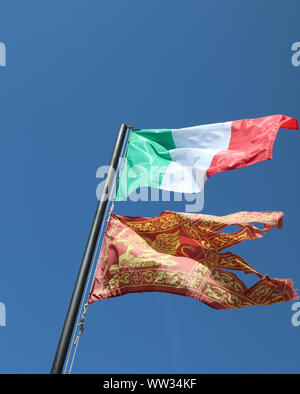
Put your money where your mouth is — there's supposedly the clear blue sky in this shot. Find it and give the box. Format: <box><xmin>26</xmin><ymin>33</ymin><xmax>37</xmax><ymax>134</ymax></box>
<box><xmin>0</xmin><ymin>0</ymin><xmax>300</xmax><ymax>373</ymax></box>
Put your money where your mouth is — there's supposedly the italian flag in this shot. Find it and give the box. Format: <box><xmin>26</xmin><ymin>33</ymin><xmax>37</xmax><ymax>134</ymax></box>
<box><xmin>116</xmin><ymin>115</ymin><xmax>298</xmax><ymax>200</ymax></box>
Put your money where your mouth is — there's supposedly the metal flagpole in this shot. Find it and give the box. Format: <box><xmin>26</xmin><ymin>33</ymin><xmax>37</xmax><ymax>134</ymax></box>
<box><xmin>50</xmin><ymin>123</ymin><xmax>129</xmax><ymax>374</ymax></box>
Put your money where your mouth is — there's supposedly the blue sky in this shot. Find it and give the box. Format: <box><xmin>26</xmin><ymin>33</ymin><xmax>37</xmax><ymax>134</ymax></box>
<box><xmin>0</xmin><ymin>0</ymin><xmax>300</xmax><ymax>373</ymax></box>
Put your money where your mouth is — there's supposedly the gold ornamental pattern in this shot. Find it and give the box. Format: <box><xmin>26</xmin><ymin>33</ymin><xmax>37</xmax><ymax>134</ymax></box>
<box><xmin>88</xmin><ymin>211</ymin><xmax>297</xmax><ymax>309</ymax></box>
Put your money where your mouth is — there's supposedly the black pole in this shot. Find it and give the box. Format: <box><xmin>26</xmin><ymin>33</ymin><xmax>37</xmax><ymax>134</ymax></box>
<box><xmin>50</xmin><ymin>123</ymin><xmax>128</xmax><ymax>374</ymax></box>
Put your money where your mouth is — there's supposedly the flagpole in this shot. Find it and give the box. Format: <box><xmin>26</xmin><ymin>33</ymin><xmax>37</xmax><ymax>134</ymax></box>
<box><xmin>50</xmin><ymin>123</ymin><xmax>129</xmax><ymax>374</ymax></box>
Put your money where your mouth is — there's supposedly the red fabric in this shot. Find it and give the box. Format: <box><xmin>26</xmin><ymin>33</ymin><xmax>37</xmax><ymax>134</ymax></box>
<box><xmin>207</xmin><ymin>115</ymin><xmax>298</xmax><ymax>177</ymax></box>
<box><xmin>88</xmin><ymin>210</ymin><xmax>297</xmax><ymax>310</ymax></box>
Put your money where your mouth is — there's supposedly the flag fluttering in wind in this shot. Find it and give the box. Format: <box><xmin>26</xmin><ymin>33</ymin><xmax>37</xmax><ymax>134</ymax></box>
<box><xmin>88</xmin><ymin>210</ymin><xmax>297</xmax><ymax>309</ymax></box>
<box><xmin>116</xmin><ymin>115</ymin><xmax>298</xmax><ymax>200</ymax></box>
<box><xmin>53</xmin><ymin>116</ymin><xmax>299</xmax><ymax>374</ymax></box>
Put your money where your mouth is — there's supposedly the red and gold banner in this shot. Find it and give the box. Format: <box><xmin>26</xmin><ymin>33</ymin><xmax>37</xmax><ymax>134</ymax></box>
<box><xmin>88</xmin><ymin>211</ymin><xmax>297</xmax><ymax>309</ymax></box>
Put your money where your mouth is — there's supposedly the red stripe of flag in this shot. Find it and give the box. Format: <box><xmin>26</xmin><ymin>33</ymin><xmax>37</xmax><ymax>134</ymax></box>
<box><xmin>207</xmin><ymin>115</ymin><xmax>299</xmax><ymax>177</ymax></box>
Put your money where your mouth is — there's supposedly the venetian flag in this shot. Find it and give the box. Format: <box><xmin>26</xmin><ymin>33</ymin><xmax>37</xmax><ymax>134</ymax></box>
<box><xmin>116</xmin><ymin>115</ymin><xmax>298</xmax><ymax>200</ymax></box>
<box><xmin>88</xmin><ymin>210</ymin><xmax>297</xmax><ymax>309</ymax></box>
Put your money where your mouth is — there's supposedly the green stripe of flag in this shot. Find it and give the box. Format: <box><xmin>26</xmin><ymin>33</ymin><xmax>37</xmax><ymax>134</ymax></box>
<box><xmin>116</xmin><ymin>129</ymin><xmax>175</xmax><ymax>200</ymax></box>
